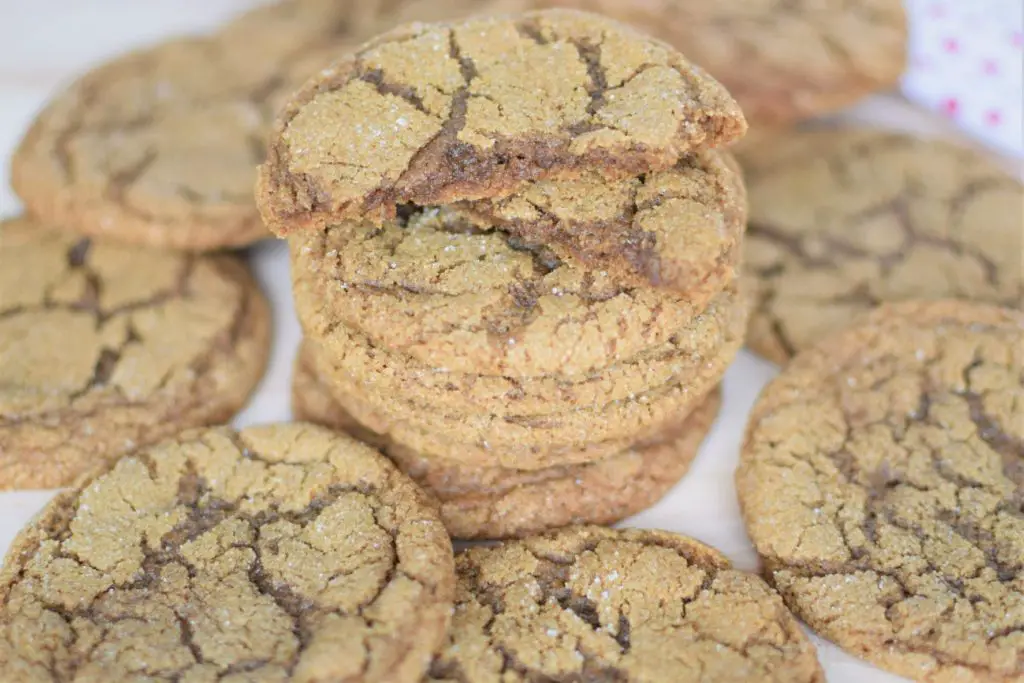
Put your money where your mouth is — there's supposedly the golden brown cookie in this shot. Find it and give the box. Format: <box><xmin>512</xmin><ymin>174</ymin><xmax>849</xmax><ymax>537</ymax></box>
<box><xmin>737</xmin><ymin>301</ymin><xmax>1023</xmax><ymax>682</ymax></box>
<box><xmin>427</xmin><ymin>526</ymin><xmax>825</xmax><ymax>681</ymax></box>
<box><xmin>257</xmin><ymin>9</ymin><xmax>747</xmax><ymax>233</ymax></box>
<box><xmin>740</xmin><ymin>128</ymin><xmax>1023</xmax><ymax>364</ymax></box>
<box><xmin>293</xmin><ymin>343</ymin><xmax>721</xmax><ymax>538</ymax></box>
<box><xmin>399</xmin><ymin>398</ymin><xmax>720</xmax><ymax>540</ymax></box>
<box><xmin>302</xmin><ymin>317</ymin><xmax>735</xmax><ymax>469</ymax></box>
<box><xmin>0</xmin><ymin>423</ymin><xmax>455</xmax><ymax>682</ymax></box>
<box><xmin>9</xmin><ymin>0</ymin><xmax>437</xmax><ymax>250</ymax></box>
<box><xmin>530</xmin><ymin>0</ymin><xmax>907</xmax><ymax>128</ymax></box>
<box><xmin>0</xmin><ymin>216</ymin><xmax>270</xmax><ymax>490</ymax></box>
<box><xmin>294</xmin><ymin>280</ymin><xmax>743</xmax><ymax>468</ymax></box>
<box><xmin>295</xmin><ymin>259</ymin><xmax>746</xmax><ymax>416</ymax></box>
<box><xmin>290</xmin><ymin>198</ymin><xmax>746</xmax><ymax>378</ymax></box>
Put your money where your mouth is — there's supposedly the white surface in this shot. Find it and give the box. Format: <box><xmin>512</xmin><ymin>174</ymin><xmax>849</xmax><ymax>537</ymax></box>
<box><xmin>2</xmin><ymin>3</ymin><xmax>1019</xmax><ymax>681</ymax></box>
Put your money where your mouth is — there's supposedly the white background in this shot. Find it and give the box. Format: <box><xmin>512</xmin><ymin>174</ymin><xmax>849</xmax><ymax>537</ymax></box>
<box><xmin>1</xmin><ymin>2</ymin><xmax>1019</xmax><ymax>681</ymax></box>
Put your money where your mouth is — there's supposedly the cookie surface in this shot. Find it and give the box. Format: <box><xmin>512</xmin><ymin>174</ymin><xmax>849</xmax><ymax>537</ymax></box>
<box><xmin>737</xmin><ymin>301</ymin><xmax>1023</xmax><ymax>682</ymax></box>
<box><xmin>740</xmin><ymin>128</ymin><xmax>1023</xmax><ymax>364</ymax></box>
<box><xmin>257</xmin><ymin>8</ymin><xmax>746</xmax><ymax>233</ymax></box>
<box><xmin>0</xmin><ymin>423</ymin><xmax>455</xmax><ymax>683</ymax></box>
<box><xmin>0</xmin><ymin>217</ymin><xmax>269</xmax><ymax>490</ymax></box>
<box><xmin>294</xmin><ymin>344</ymin><xmax>721</xmax><ymax>538</ymax></box>
<box><xmin>9</xmin><ymin>0</ymin><xmax>423</xmax><ymax>250</ymax></box>
<box><xmin>534</xmin><ymin>0</ymin><xmax>907</xmax><ymax>127</ymax></box>
<box><xmin>428</xmin><ymin>526</ymin><xmax>824</xmax><ymax>681</ymax></box>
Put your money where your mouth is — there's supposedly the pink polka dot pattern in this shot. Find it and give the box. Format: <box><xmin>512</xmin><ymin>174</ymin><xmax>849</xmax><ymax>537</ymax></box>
<box><xmin>903</xmin><ymin>0</ymin><xmax>1023</xmax><ymax>157</ymax></box>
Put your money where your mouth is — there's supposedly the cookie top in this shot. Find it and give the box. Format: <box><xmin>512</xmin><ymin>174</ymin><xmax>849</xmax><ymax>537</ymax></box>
<box><xmin>737</xmin><ymin>301</ymin><xmax>1023</xmax><ymax>682</ymax></box>
<box><xmin>293</xmin><ymin>341</ymin><xmax>721</xmax><ymax>538</ymax></box>
<box><xmin>741</xmin><ymin>128</ymin><xmax>1024</xmax><ymax>364</ymax></box>
<box><xmin>9</xmin><ymin>0</ymin><xmax>405</xmax><ymax>250</ymax></box>
<box><xmin>457</xmin><ymin>150</ymin><xmax>746</xmax><ymax>291</ymax></box>
<box><xmin>290</xmin><ymin>206</ymin><xmax>741</xmax><ymax>378</ymax></box>
<box><xmin>533</xmin><ymin>0</ymin><xmax>907</xmax><ymax>127</ymax></box>
<box><xmin>0</xmin><ymin>216</ymin><xmax>270</xmax><ymax>490</ymax></box>
<box><xmin>0</xmin><ymin>423</ymin><xmax>455</xmax><ymax>683</ymax></box>
<box><xmin>427</xmin><ymin>526</ymin><xmax>824</xmax><ymax>681</ymax></box>
<box><xmin>257</xmin><ymin>8</ymin><xmax>746</xmax><ymax>233</ymax></box>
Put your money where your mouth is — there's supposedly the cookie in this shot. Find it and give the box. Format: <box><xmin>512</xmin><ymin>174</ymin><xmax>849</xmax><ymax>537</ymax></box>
<box><xmin>739</xmin><ymin>128</ymin><xmax>1023</xmax><ymax>364</ymax></box>
<box><xmin>290</xmin><ymin>202</ymin><xmax>744</xmax><ymax>378</ymax></box>
<box><xmin>530</xmin><ymin>0</ymin><xmax>907</xmax><ymax>128</ymax></box>
<box><xmin>304</xmin><ymin>325</ymin><xmax>732</xmax><ymax>469</ymax></box>
<box><xmin>0</xmin><ymin>216</ymin><xmax>270</xmax><ymax>490</ymax></box>
<box><xmin>455</xmin><ymin>150</ymin><xmax>747</xmax><ymax>291</ymax></box>
<box><xmin>398</xmin><ymin>395</ymin><xmax>719</xmax><ymax>541</ymax></box>
<box><xmin>296</xmin><ymin>270</ymin><xmax>741</xmax><ymax>467</ymax></box>
<box><xmin>427</xmin><ymin>526</ymin><xmax>824</xmax><ymax>681</ymax></box>
<box><xmin>296</xmin><ymin>259</ymin><xmax>746</xmax><ymax>413</ymax></box>
<box><xmin>9</xmin><ymin>0</ymin><xmax>420</xmax><ymax>250</ymax></box>
<box><xmin>0</xmin><ymin>423</ymin><xmax>455</xmax><ymax>682</ymax></box>
<box><xmin>256</xmin><ymin>9</ymin><xmax>747</xmax><ymax>233</ymax></box>
<box><xmin>737</xmin><ymin>301</ymin><xmax>1023</xmax><ymax>682</ymax></box>
<box><xmin>294</xmin><ymin>343</ymin><xmax>721</xmax><ymax>538</ymax></box>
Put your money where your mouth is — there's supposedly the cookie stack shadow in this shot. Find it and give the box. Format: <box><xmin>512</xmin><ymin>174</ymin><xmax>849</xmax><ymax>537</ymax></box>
<box><xmin>270</xmin><ymin>9</ymin><xmax>753</xmax><ymax>539</ymax></box>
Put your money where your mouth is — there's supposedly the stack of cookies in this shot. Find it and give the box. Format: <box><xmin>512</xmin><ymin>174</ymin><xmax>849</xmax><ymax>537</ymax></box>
<box><xmin>261</xmin><ymin>9</ymin><xmax>752</xmax><ymax>539</ymax></box>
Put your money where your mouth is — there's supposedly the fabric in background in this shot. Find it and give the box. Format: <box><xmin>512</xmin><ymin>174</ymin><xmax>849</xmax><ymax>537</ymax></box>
<box><xmin>903</xmin><ymin>0</ymin><xmax>1023</xmax><ymax>157</ymax></box>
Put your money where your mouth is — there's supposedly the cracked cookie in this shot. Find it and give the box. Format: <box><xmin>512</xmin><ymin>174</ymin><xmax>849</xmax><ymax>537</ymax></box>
<box><xmin>256</xmin><ymin>8</ymin><xmax>746</xmax><ymax>233</ymax></box>
<box><xmin>9</xmin><ymin>0</ymin><xmax>435</xmax><ymax>250</ymax></box>
<box><xmin>0</xmin><ymin>423</ymin><xmax>456</xmax><ymax>682</ymax></box>
<box><xmin>530</xmin><ymin>0</ymin><xmax>907</xmax><ymax>128</ymax></box>
<box><xmin>290</xmin><ymin>200</ymin><xmax>745</xmax><ymax>378</ymax></box>
<box><xmin>739</xmin><ymin>128</ymin><xmax>1023</xmax><ymax>364</ymax></box>
<box><xmin>737</xmin><ymin>300</ymin><xmax>1024</xmax><ymax>682</ymax></box>
<box><xmin>0</xmin><ymin>216</ymin><xmax>270</xmax><ymax>490</ymax></box>
<box><xmin>294</xmin><ymin>256</ymin><xmax>746</xmax><ymax>415</ymax></box>
<box><xmin>427</xmin><ymin>526</ymin><xmax>825</xmax><ymax>681</ymax></box>
<box><xmin>300</xmin><ymin>322</ymin><xmax>732</xmax><ymax>468</ymax></box>
<box><xmin>294</xmin><ymin>343</ymin><xmax>721</xmax><ymax>538</ymax></box>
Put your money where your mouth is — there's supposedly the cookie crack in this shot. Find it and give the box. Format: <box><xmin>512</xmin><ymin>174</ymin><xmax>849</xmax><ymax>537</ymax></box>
<box><xmin>103</xmin><ymin>144</ymin><xmax>157</xmax><ymax>205</ymax></box>
<box><xmin>50</xmin><ymin>82</ymin><xmax>98</xmax><ymax>184</ymax></box>
<box><xmin>963</xmin><ymin>391</ymin><xmax>1024</xmax><ymax>493</ymax></box>
<box><xmin>450</xmin><ymin>29</ymin><xmax>479</xmax><ymax>83</ymax></box>
<box><xmin>514</xmin><ymin>19</ymin><xmax>548</xmax><ymax>47</ymax></box>
<box><xmin>176</xmin><ymin>613</ymin><xmax>203</xmax><ymax>668</ymax></box>
<box><xmin>248</xmin><ymin>519</ymin><xmax>313</xmax><ymax>660</ymax></box>
<box><xmin>365</xmin><ymin>31</ymin><xmax>475</xmax><ymax>212</ymax></box>
<box><xmin>568</xmin><ymin>37</ymin><xmax>608</xmax><ymax>117</ymax></box>
<box><xmin>66</xmin><ymin>343</ymin><xmax>128</xmax><ymax>403</ymax></box>
<box><xmin>769</xmin><ymin>317</ymin><xmax>799</xmax><ymax>359</ymax></box>
<box><xmin>358</xmin><ymin>68</ymin><xmax>430</xmax><ymax>116</ymax></box>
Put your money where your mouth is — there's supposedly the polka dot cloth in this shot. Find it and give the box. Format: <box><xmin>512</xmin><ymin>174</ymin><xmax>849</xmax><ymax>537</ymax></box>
<box><xmin>902</xmin><ymin>0</ymin><xmax>1023</xmax><ymax>157</ymax></box>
